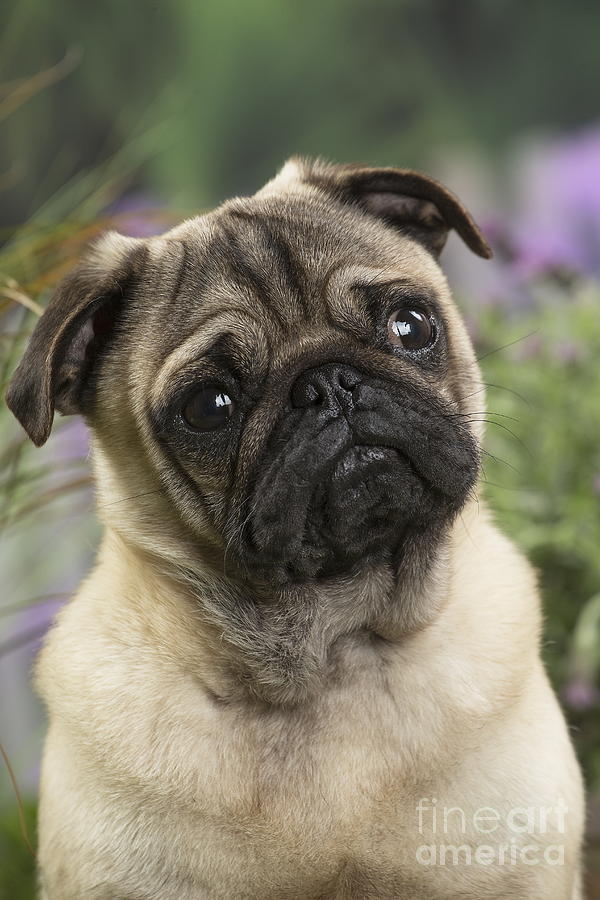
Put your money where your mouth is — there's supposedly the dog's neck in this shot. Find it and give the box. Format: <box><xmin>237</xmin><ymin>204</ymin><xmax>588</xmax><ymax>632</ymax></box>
<box><xmin>91</xmin><ymin>439</ymin><xmax>463</xmax><ymax>703</ymax></box>
<box><xmin>93</xmin><ymin>507</ymin><xmax>469</xmax><ymax>706</ymax></box>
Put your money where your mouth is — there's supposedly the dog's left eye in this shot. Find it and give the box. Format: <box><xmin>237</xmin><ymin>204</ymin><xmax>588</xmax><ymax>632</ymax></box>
<box><xmin>182</xmin><ymin>385</ymin><xmax>235</xmax><ymax>430</ymax></box>
<box><xmin>387</xmin><ymin>308</ymin><xmax>435</xmax><ymax>351</ymax></box>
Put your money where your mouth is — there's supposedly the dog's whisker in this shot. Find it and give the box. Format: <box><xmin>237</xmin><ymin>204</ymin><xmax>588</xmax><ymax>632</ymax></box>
<box><xmin>480</xmin><ymin>478</ymin><xmax>540</xmax><ymax>492</ymax></box>
<box><xmin>481</xmin><ymin>381</ymin><xmax>532</xmax><ymax>407</ymax></box>
<box><xmin>476</xmin><ymin>330</ymin><xmax>539</xmax><ymax>362</ymax></box>
<box><xmin>453</xmin><ymin>382</ymin><xmax>531</xmax><ymax>408</ymax></box>
<box><xmin>441</xmin><ymin>413</ymin><xmax>531</xmax><ymax>457</ymax></box>
<box><xmin>438</xmin><ymin>410</ymin><xmax>521</xmax><ymax>423</ymax></box>
<box><xmin>223</xmin><ymin>493</ymin><xmax>263</xmax><ymax>578</ymax></box>
<box><xmin>103</xmin><ymin>488</ymin><xmax>166</xmax><ymax>507</ymax></box>
<box><xmin>480</xmin><ymin>448</ymin><xmax>521</xmax><ymax>475</ymax></box>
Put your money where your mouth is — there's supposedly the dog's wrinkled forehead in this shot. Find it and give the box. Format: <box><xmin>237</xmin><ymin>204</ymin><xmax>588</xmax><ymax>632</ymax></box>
<box><xmin>144</xmin><ymin>176</ymin><xmax>447</xmax><ymax>391</ymax></box>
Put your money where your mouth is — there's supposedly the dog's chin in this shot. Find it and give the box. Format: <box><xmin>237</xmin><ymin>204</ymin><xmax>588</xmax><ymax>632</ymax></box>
<box><xmin>303</xmin><ymin>446</ymin><xmax>425</xmax><ymax>571</ymax></box>
<box><xmin>240</xmin><ymin>445</ymin><xmax>438</xmax><ymax>585</ymax></box>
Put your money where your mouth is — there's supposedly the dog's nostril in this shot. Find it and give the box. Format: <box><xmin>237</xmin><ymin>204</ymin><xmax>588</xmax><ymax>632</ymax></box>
<box><xmin>290</xmin><ymin>364</ymin><xmax>363</xmax><ymax>409</ymax></box>
<box><xmin>292</xmin><ymin>381</ymin><xmax>322</xmax><ymax>408</ymax></box>
<box><xmin>338</xmin><ymin>369</ymin><xmax>361</xmax><ymax>392</ymax></box>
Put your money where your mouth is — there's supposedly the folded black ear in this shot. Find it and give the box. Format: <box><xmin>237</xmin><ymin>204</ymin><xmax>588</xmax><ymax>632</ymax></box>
<box><xmin>301</xmin><ymin>159</ymin><xmax>492</xmax><ymax>259</ymax></box>
<box><xmin>5</xmin><ymin>232</ymin><xmax>145</xmax><ymax>446</ymax></box>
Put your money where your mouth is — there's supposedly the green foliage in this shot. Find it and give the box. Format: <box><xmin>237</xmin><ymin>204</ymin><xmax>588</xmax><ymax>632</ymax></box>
<box><xmin>477</xmin><ymin>278</ymin><xmax>600</xmax><ymax>786</ymax></box>
<box><xmin>0</xmin><ymin>800</ymin><xmax>36</xmax><ymax>899</ymax></box>
<box><xmin>3</xmin><ymin>0</ymin><xmax>600</xmax><ymax>221</ymax></box>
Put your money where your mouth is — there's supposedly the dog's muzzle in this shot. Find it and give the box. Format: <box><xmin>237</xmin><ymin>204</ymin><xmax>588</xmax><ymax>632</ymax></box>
<box><xmin>238</xmin><ymin>362</ymin><xmax>478</xmax><ymax>583</ymax></box>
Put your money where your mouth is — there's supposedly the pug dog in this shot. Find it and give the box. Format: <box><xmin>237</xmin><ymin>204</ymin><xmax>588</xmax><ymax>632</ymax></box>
<box><xmin>7</xmin><ymin>158</ymin><xmax>584</xmax><ymax>899</ymax></box>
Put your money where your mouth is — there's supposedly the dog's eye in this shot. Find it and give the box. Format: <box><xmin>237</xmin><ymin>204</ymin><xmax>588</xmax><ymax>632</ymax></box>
<box><xmin>387</xmin><ymin>309</ymin><xmax>434</xmax><ymax>351</ymax></box>
<box><xmin>182</xmin><ymin>386</ymin><xmax>235</xmax><ymax>430</ymax></box>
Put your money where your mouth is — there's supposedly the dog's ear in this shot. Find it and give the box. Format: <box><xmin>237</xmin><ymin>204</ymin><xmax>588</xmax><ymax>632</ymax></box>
<box><xmin>5</xmin><ymin>232</ymin><xmax>145</xmax><ymax>446</ymax></box>
<box><xmin>286</xmin><ymin>158</ymin><xmax>492</xmax><ymax>259</ymax></box>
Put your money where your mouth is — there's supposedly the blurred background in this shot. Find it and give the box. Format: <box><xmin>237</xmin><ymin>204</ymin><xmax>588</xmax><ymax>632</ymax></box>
<box><xmin>1</xmin><ymin>0</ymin><xmax>600</xmax><ymax>895</ymax></box>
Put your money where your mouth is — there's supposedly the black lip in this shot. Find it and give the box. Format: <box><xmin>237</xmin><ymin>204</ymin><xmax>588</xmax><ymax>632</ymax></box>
<box><xmin>330</xmin><ymin>444</ymin><xmax>403</xmax><ymax>486</ymax></box>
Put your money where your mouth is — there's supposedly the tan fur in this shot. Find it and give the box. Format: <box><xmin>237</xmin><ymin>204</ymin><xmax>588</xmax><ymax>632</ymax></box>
<box><xmin>10</xmin><ymin>160</ymin><xmax>583</xmax><ymax>898</ymax></box>
<box><xmin>36</xmin><ymin>507</ymin><xmax>583</xmax><ymax>899</ymax></box>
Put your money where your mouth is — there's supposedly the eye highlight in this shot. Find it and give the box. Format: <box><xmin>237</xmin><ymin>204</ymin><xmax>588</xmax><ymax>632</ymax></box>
<box><xmin>182</xmin><ymin>385</ymin><xmax>235</xmax><ymax>431</ymax></box>
<box><xmin>387</xmin><ymin>308</ymin><xmax>435</xmax><ymax>351</ymax></box>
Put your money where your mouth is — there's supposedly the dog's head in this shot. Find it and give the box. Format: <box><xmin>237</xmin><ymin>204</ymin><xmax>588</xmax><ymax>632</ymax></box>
<box><xmin>7</xmin><ymin>159</ymin><xmax>490</xmax><ymax>596</ymax></box>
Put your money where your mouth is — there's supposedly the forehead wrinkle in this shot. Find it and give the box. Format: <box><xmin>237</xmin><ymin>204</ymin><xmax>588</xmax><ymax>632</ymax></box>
<box><xmin>254</xmin><ymin>217</ymin><xmax>309</xmax><ymax>321</ymax></box>
<box><xmin>150</xmin><ymin>308</ymin><xmax>270</xmax><ymax>402</ymax></box>
<box><xmin>219</xmin><ymin>320</ymin><xmax>271</xmax><ymax>382</ymax></box>
<box><xmin>331</xmin><ymin>265</ymin><xmax>441</xmax><ymax>304</ymax></box>
<box><xmin>154</xmin><ymin>261</ymin><xmax>281</xmax><ymax>360</ymax></box>
<box><xmin>160</xmin><ymin>238</ymin><xmax>188</xmax><ymax>306</ymax></box>
<box><xmin>228</xmin><ymin>207</ymin><xmax>349</xmax><ymax>326</ymax></box>
<box><xmin>230</xmin><ymin>211</ymin><xmax>316</xmax><ymax>322</ymax></box>
<box><xmin>163</xmin><ymin>229</ymin><xmax>227</xmax><ymax>308</ymax></box>
<box><xmin>324</xmin><ymin>265</ymin><xmax>396</xmax><ymax>329</ymax></box>
<box><xmin>217</xmin><ymin>220</ymin><xmax>291</xmax><ymax>333</ymax></box>
<box><xmin>226</xmin><ymin>215</ymin><xmax>321</xmax><ymax>332</ymax></box>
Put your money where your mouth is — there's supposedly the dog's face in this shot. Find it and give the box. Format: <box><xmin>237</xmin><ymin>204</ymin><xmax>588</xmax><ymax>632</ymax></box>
<box><xmin>7</xmin><ymin>159</ymin><xmax>490</xmax><ymax>598</ymax></box>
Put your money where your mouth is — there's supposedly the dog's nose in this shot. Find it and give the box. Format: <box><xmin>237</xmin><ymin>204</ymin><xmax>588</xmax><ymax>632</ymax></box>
<box><xmin>290</xmin><ymin>363</ymin><xmax>363</xmax><ymax>409</ymax></box>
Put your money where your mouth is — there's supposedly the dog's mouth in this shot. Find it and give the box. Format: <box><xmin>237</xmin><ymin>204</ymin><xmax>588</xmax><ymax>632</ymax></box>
<box><xmin>298</xmin><ymin>444</ymin><xmax>423</xmax><ymax>574</ymax></box>
<box><xmin>299</xmin><ymin>445</ymin><xmax>424</xmax><ymax>574</ymax></box>
<box><xmin>319</xmin><ymin>444</ymin><xmax>420</xmax><ymax>534</ymax></box>
<box><xmin>331</xmin><ymin>444</ymin><xmax>399</xmax><ymax>479</ymax></box>
<box><xmin>239</xmin><ymin>434</ymin><xmax>434</xmax><ymax>583</ymax></box>
<box><xmin>231</xmin><ymin>380</ymin><xmax>479</xmax><ymax>584</ymax></box>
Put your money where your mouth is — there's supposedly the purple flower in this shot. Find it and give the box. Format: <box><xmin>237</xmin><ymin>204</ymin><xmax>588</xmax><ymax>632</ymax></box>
<box><xmin>55</xmin><ymin>418</ymin><xmax>90</xmax><ymax>462</ymax></box>
<box><xmin>437</xmin><ymin>127</ymin><xmax>600</xmax><ymax>308</ymax></box>
<box><xmin>554</xmin><ymin>340</ymin><xmax>583</xmax><ymax>364</ymax></box>
<box><xmin>512</xmin><ymin>127</ymin><xmax>600</xmax><ymax>279</ymax></box>
<box><xmin>563</xmin><ymin>676</ymin><xmax>600</xmax><ymax>711</ymax></box>
<box><xmin>514</xmin><ymin>333</ymin><xmax>544</xmax><ymax>361</ymax></box>
<box><xmin>108</xmin><ymin>192</ymin><xmax>173</xmax><ymax>238</ymax></box>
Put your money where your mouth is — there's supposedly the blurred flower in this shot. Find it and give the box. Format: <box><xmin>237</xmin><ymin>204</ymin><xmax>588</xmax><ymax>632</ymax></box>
<box><xmin>16</xmin><ymin>595</ymin><xmax>66</xmax><ymax>660</ymax></box>
<box><xmin>562</xmin><ymin>676</ymin><xmax>600</xmax><ymax>711</ymax></box>
<box><xmin>554</xmin><ymin>339</ymin><xmax>584</xmax><ymax>364</ymax></box>
<box><xmin>440</xmin><ymin>126</ymin><xmax>600</xmax><ymax>309</ymax></box>
<box><xmin>513</xmin><ymin>333</ymin><xmax>544</xmax><ymax>361</ymax></box>
<box><xmin>513</xmin><ymin>127</ymin><xmax>600</xmax><ymax>280</ymax></box>
<box><xmin>55</xmin><ymin>418</ymin><xmax>90</xmax><ymax>462</ymax></box>
<box><xmin>108</xmin><ymin>192</ymin><xmax>173</xmax><ymax>238</ymax></box>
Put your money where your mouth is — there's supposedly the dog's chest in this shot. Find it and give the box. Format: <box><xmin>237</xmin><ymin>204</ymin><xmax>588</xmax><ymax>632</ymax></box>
<box><xmin>134</xmin><ymin>684</ymin><xmax>542</xmax><ymax>900</ymax></box>
<box><xmin>41</xmin><ymin>621</ymin><xmax>573</xmax><ymax>900</ymax></box>
<box><xmin>138</xmin><ymin>672</ymin><xmax>440</xmax><ymax>898</ymax></box>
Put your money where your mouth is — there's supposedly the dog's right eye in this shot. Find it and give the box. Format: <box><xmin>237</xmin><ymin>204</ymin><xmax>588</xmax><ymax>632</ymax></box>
<box><xmin>182</xmin><ymin>385</ymin><xmax>235</xmax><ymax>431</ymax></box>
<box><xmin>387</xmin><ymin>308</ymin><xmax>435</xmax><ymax>351</ymax></box>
